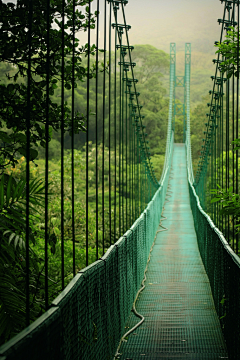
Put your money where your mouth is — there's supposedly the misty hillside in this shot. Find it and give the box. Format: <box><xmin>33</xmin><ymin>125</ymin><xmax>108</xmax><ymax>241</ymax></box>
<box><xmin>126</xmin><ymin>0</ymin><xmax>223</xmax><ymax>54</ymax></box>
<box><xmin>125</xmin><ymin>0</ymin><xmax>224</xmax><ymax>107</ymax></box>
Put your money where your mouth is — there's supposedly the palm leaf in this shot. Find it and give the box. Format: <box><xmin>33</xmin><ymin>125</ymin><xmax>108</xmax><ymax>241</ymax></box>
<box><xmin>0</xmin><ymin>174</ymin><xmax>48</xmax><ymax>343</ymax></box>
<box><xmin>0</xmin><ymin>272</ymin><xmax>26</xmax><ymax>342</ymax></box>
<box><xmin>12</xmin><ymin>178</ymin><xmax>25</xmax><ymax>203</ymax></box>
<box><xmin>0</xmin><ymin>175</ymin><xmax>4</xmax><ymax>210</ymax></box>
<box><xmin>5</xmin><ymin>174</ymin><xmax>13</xmax><ymax>207</ymax></box>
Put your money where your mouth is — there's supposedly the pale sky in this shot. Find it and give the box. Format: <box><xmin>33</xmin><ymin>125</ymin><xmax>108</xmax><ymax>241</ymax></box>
<box><xmin>2</xmin><ymin>0</ymin><xmax>225</xmax><ymax>54</ymax></box>
<box><xmin>3</xmin><ymin>0</ymin><xmax>227</xmax><ymax>101</ymax></box>
<box><xmin>119</xmin><ymin>0</ymin><xmax>224</xmax><ymax>54</ymax></box>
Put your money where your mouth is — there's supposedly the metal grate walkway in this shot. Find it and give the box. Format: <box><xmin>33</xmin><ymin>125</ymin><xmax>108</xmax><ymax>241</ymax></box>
<box><xmin>119</xmin><ymin>144</ymin><xmax>228</xmax><ymax>360</ymax></box>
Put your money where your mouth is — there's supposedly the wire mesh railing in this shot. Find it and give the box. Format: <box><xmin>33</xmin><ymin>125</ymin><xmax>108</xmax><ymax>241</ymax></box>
<box><xmin>188</xmin><ymin>176</ymin><xmax>240</xmax><ymax>360</ymax></box>
<box><xmin>187</xmin><ymin>126</ymin><xmax>240</xmax><ymax>360</ymax></box>
<box><xmin>184</xmin><ymin>3</ymin><xmax>240</xmax><ymax>357</ymax></box>
<box><xmin>194</xmin><ymin>0</ymin><xmax>240</xmax><ymax>254</ymax></box>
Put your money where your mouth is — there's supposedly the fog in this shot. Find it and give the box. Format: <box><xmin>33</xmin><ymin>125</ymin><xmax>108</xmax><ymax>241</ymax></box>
<box><xmin>123</xmin><ymin>0</ymin><xmax>224</xmax><ymax>54</ymax></box>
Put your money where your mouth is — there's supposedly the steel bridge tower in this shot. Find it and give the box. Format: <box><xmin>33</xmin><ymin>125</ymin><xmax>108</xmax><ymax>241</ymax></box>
<box><xmin>170</xmin><ymin>42</ymin><xmax>191</xmax><ymax>141</ymax></box>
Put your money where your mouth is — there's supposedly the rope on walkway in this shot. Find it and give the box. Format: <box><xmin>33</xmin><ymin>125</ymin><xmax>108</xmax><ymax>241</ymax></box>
<box><xmin>113</xmin><ymin>181</ymin><xmax>172</xmax><ymax>359</ymax></box>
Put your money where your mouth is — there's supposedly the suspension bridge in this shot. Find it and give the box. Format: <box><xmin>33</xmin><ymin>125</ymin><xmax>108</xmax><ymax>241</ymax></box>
<box><xmin>0</xmin><ymin>0</ymin><xmax>240</xmax><ymax>359</ymax></box>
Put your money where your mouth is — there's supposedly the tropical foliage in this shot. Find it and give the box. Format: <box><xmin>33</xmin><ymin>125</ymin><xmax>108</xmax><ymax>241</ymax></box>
<box><xmin>0</xmin><ymin>0</ymin><xmax>103</xmax><ymax>171</ymax></box>
<box><xmin>210</xmin><ymin>140</ymin><xmax>240</xmax><ymax>234</ymax></box>
<box><xmin>215</xmin><ymin>26</ymin><xmax>240</xmax><ymax>78</ymax></box>
<box><xmin>0</xmin><ymin>175</ymin><xmax>46</xmax><ymax>342</ymax></box>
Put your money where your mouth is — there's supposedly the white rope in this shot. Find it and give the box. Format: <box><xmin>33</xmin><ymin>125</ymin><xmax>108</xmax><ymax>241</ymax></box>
<box><xmin>113</xmin><ymin>189</ymin><xmax>171</xmax><ymax>359</ymax></box>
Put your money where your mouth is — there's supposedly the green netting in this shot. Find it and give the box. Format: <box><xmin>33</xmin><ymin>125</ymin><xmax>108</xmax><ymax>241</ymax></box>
<box><xmin>0</xmin><ymin>306</ymin><xmax>62</xmax><ymax>360</ymax></box>
<box><xmin>0</xmin><ymin>138</ymin><xmax>173</xmax><ymax>360</ymax></box>
<box><xmin>184</xmin><ymin>42</ymin><xmax>239</xmax><ymax>358</ymax></box>
<box><xmin>188</xmin><ymin>183</ymin><xmax>240</xmax><ymax>360</ymax></box>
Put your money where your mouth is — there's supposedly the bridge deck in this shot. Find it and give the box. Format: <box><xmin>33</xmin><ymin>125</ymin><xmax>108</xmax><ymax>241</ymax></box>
<box><xmin>120</xmin><ymin>144</ymin><xmax>228</xmax><ymax>360</ymax></box>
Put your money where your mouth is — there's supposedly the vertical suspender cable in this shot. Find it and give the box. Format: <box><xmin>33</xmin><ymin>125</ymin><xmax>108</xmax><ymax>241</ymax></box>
<box><xmin>137</xmin><ymin>134</ymin><xmax>139</xmax><ymax>209</ymax></box>
<box><xmin>215</xmin><ymin>95</ymin><xmax>219</xmax><ymax>223</ymax></box>
<box><xmin>119</xmin><ymin>34</ymin><xmax>122</xmax><ymax>237</ymax></box>
<box><xmin>61</xmin><ymin>0</ymin><xmax>65</xmax><ymax>290</ymax></box>
<box><xmin>102</xmin><ymin>0</ymin><xmax>107</xmax><ymax>253</ymax></box>
<box><xmin>236</xmin><ymin>1</ymin><xmax>239</xmax><ymax>254</ymax></box>
<box><xmin>71</xmin><ymin>0</ymin><xmax>76</xmax><ymax>276</ymax></box>
<box><xmin>134</xmin><ymin>113</ymin><xmax>136</xmax><ymax>220</ymax></box>
<box><xmin>232</xmin><ymin>3</ymin><xmax>235</xmax><ymax>250</ymax></box>
<box><xmin>26</xmin><ymin>0</ymin><xmax>33</xmax><ymax>326</ymax></box>
<box><xmin>125</xmin><ymin>86</ymin><xmax>127</xmax><ymax>229</ymax></box>
<box><xmin>86</xmin><ymin>0</ymin><xmax>91</xmax><ymax>266</ymax></box>
<box><xmin>122</xmin><ymin>63</ymin><xmax>124</xmax><ymax>232</ymax></box>
<box><xmin>226</xmin><ymin>8</ymin><xmax>230</xmax><ymax>242</ymax></box>
<box><xmin>45</xmin><ymin>0</ymin><xmax>50</xmax><ymax>308</ymax></box>
<box><xmin>131</xmin><ymin>107</ymin><xmax>133</xmax><ymax>224</ymax></box>
<box><xmin>109</xmin><ymin>1</ymin><xmax>112</xmax><ymax>245</ymax></box>
<box><xmin>114</xmin><ymin>6</ymin><xmax>117</xmax><ymax>243</ymax></box>
<box><xmin>221</xmin><ymin>72</ymin><xmax>223</xmax><ymax>231</ymax></box>
<box><xmin>125</xmin><ymin>76</ymin><xmax>127</xmax><ymax>230</ymax></box>
<box><xmin>96</xmin><ymin>0</ymin><xmax>99</xmax><ymax>260</ymax></box>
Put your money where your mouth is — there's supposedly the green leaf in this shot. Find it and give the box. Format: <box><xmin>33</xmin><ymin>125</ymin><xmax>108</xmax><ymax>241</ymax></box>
<box><xmin>64</xmin><ymin>83</ymin><xmax>71</xmax><ymax>90</ymax></box>
<box><xmin>12</xmin><ymin>179</ymin><xmax>25</xmax><ymax>202</ymax></box>
<box><xmin>14</xmin><ymin>235</ymin><xmax>19</xmax><ymax>248</ymax></box>
<box><xmin>0</xmin><ymin>175</ymin><xmax>4</xmax><ymax>211</ymax></box>
<box><xmin>211</xmin><ymin>198</ymin><xmax>220</xmax><ymax>203</ymax></box>
<box><xmin>0</xmin><ymin>131</ymin><xmax>12</xmax><ymax>143</ymax></box>
<box><xmin>7</xmin><ymin>83</ymin><xmax>15</xmax><ymax>92</ymax></box>
<box><xmin>28</xmin><ymin>179</ymin><xmax>41</xmax><ymax>194</ymax></box>
<box><xmin>9</xmin><ymin>232</ymin><xmax>16</xmax><ymax>244</ymax></box>
<box><xmin>6</xmin><ymin>175</ymin><xmax>13</xmax><ymax>207</ymax></box>
<box><xmin>18</xmin><ymin>147</ymin><xmax>38</xmax><ymax>161</ymax></box>
<box><xmin>40</xmin><ymin>140</ymin><xmax>46</xmax><ymax>148</ymax></box>
<box><xmin>13</xmin><ymin>133</ymin><xmax>27</xmax><ymax>143</ymax></box>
